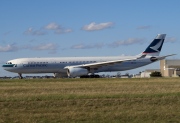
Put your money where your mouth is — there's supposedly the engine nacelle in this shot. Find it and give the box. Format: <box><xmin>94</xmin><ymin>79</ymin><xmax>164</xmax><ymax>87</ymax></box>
<box><xmin>66</xmin><ymin>67</ymin><xmax>88</xmax><ymax>77</ymax></box>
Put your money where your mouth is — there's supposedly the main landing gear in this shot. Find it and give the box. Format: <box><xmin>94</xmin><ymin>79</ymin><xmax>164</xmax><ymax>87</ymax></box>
<box><xmin>80</xmin><ymin>74</ymin><xmax>100</xmax><ymax>78</ymax></box>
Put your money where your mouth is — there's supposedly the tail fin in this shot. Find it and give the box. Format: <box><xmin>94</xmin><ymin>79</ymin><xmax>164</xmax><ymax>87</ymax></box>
<box><xmin>142</xmin><ymin>34</ymin><xmax>166</xmax><ymax>56</ymax></box>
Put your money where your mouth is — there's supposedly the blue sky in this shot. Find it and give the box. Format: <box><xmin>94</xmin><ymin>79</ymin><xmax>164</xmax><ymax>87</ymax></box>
<box><xmin>0</xmin><ymin>0</ymin><xmax>179</xmax><ymax>77</ymax></box>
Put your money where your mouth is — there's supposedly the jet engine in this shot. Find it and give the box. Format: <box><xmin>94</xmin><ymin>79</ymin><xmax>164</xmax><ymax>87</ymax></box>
<box><xmin>66</xmin><ymin>67</ymin><xmax>88</xmax><ymax>77</ymax></box>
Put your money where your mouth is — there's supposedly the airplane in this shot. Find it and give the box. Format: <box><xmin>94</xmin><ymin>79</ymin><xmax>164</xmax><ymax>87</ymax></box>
<box><xmin>2</xmin><ymin>34</ymin><xmax>175</xmax><ymax>79</ymax></box>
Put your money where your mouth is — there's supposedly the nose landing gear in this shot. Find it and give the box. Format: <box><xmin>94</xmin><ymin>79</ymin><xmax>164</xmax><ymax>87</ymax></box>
<box><xmin>18</xmin><ymin>73</ymin><xmax>23</xmax><ymax>79</ymax></box>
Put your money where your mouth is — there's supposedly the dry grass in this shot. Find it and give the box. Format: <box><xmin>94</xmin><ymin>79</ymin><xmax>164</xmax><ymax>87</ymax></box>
<box><xmin>0</xmin><ymin>78</ymin><xmax>180</xmax><ymax>123</ymax></box>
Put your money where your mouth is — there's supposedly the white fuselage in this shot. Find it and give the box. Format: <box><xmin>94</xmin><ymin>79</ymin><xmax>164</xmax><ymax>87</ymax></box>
<box><xmin>3</xmin><ymin>56</ymin><xmax>153</xmax><ymax>74</ymax></box>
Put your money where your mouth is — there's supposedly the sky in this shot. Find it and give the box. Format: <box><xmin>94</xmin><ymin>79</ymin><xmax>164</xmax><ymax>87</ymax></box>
<box><xmin>0</xmin><ymin>0</ymin><xmax>179</xmax><ymax>77</ymax></box>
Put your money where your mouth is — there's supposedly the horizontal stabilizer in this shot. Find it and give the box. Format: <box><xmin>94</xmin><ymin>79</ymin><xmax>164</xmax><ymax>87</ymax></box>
<box><xmin>157</xmin><ymin>54</ymin><xmax>176</xmax><ymax>60</ymax></box>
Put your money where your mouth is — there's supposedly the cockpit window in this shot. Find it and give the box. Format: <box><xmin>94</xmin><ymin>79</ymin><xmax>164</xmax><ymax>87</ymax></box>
<box><xmin>6</xmin><ymin>62</ymin><xmax>13</xmax><ymax>64</ymax></box>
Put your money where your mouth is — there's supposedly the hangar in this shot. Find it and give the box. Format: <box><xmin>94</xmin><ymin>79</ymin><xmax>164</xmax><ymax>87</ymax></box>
<box><xmin>160</xmin><ymin>59</ymin><xmax>180</xmax><ymax>77</ymax></box>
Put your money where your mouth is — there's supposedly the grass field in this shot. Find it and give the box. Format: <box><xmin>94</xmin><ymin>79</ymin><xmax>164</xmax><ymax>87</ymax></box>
<box><xmin>0</xmin><ymin>78</ymin><xmax>180</xmax><ymax>123</ymax></box>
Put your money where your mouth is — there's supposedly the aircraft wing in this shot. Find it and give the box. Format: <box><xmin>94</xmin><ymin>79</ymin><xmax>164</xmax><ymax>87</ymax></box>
<box><xmin>64</xmin><ymin>54</ymin><xmax>176</xmax><ymax>70</ymax></box>
<box><xmin>64</xmin><ymin>57</ymin><xmax>138</xmax><ymax>69</ymax></box>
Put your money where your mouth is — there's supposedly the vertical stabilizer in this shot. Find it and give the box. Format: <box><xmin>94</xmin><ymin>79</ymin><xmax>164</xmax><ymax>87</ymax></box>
<box><xmin>142</xmin><ymin>34</ymin><xmax>166</xmax><ymax>56</ymax></box>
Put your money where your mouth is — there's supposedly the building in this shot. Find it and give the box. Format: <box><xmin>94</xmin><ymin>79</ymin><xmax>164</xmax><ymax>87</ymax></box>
<box><xmin>140</xmin><ymin>69</ymin><xmax>160</xmax><ymax>78</ymax></box>
<box><xmin>160</xmin><ymin>59</ymin><xmax>180</xmax><ymax>77</ymax></box>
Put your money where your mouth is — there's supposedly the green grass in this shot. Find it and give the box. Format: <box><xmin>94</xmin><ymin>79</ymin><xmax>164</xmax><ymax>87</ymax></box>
<box><xmin>0</xmin><ymin>78</ymin><xmax>180</xmax><ymax>123</ymax></box>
